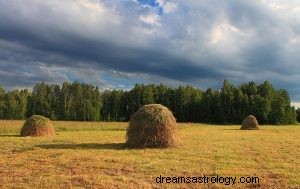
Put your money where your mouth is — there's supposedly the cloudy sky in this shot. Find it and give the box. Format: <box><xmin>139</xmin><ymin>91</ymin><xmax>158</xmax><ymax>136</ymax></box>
<box><xmin>0</xmin><ymin>0</ymin><xmax>300</xmax><ymax>103</ymax></box>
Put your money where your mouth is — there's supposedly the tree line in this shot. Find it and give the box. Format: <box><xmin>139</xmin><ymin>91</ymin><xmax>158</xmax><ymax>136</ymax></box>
<box><xmin>0</xmin><ymin>80</ymin><xmax>298</xmax><ymax>124</ymax></box>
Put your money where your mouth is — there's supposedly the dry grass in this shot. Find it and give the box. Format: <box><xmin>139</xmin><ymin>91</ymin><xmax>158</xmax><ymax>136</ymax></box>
<box><xmin>0</xmin><ymin>120</ymin><xmax>128</xmax><ymax>135</ymax></box>
<box><xmin>0</xmin><ymin>121</ymin><xmax>299</xmax><ymax>188</ymax></box>
<box><xmin>126</xmin><ymin>104</ymin><xmax>179</xmax><ymax>148</ymax></box>
<box><xmin>20</xmin><ymin>115</ymin><xmax>55</xmax><ymax>137</ymax></box>
<box><xmin>241</xmin><ymin>115</ymin><xmax>259</xmax><ymax>130</ymax></box>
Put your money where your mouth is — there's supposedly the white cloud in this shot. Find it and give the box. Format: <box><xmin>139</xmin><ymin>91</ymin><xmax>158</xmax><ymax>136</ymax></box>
<box><xmin>291</xmin><ymin>102</ymin><xmax>300</xmax><ymax>109</ymax></box>
<box><xmin>163</xmin><ymin>2</ymin><xmax>177</xmax><ymax>13</ymax></box>
<box><xmin>156</xmin><ymin>0</ymin><xmax>177</xmax><ymax>13</ymax></box>
<box><xmin>139</xmin><ymin>12</ymin><xmax>161</xmax><ymax>26</ymax></box>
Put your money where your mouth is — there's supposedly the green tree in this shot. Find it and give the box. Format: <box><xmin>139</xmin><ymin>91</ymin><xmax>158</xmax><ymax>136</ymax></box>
<box><xmin>154</xmin><ymin>84</ymin><xmax>171</xmax><ymax>107</ymax></box>
<box><xmin>27</xmin><ymin>82</ymin><xmax>53</xmax><ymax>118</ymax></box>
<box><xmin>241</xmin><ymin>81</ymin><xmax>258</xmax><ymax>96</ymax></box>
<box><xmin>220</xmin><ymin>80</ymin><xmax>235</xmax><ymax>123</ymax></box>
<box><xmin>0</xmin><ymin>80</ymin><xmax>296</xmax><ymax>124</ymax></box>
<box><xmin>269</xmin><ymin>90</ymin><xmax>296</xmax><ymax>124</ymax></box>
<box><xmin>4</xmin><ymin>89</ymin><xmax>28</xmax><ymax>119</ymax></box>
<box><xmin>296</xmin><ymin>108</ymin><xmax>300</xmax><ymax>123</ymax></box>
<box><xmin>141</xmin><ymin>84</ymin><xmax>155</xmax><ymax>105</ymax></box>
<box><xmin>0</xmin><ymin>87</ymin><xmax>5</xmax><ymax>118</ymax></box>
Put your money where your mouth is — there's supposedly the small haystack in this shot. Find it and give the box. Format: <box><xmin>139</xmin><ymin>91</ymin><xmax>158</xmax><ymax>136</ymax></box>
<box><xmin>20</xmin><ymin>115</ymin><xmax>55</xmax><ymax>137</ymax></box>
<box><xmin>126</xmin><ymin>104</ymin><xmax>179</xmax><ymax>148</ymax></box>
<box><xmin>240</xmin><ymin>115</ymin><xmax>259</xmax><ymax>130</ymax></box>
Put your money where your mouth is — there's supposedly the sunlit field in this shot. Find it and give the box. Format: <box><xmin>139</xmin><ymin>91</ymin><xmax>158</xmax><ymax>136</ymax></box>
<box><xmin>0</xmin><ymin>120</ymin><xmax>299</xmax><ymax>188</ymax></box>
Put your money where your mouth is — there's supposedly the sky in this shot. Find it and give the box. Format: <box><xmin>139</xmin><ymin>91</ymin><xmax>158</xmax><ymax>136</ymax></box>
<box><xmin>0</xmin><ymin>0</ymin><xmax>300</xmax><ymax>104</ymax></box>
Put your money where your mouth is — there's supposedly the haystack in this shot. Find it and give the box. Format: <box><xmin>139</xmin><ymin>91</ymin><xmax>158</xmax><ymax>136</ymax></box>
<box><xmin>126</xmin><ymin>104</ymin><xmax>179</xmax><ymax>148</ymax></box>
<box><xmin>240</xmin><ymin>115</ymin><xmax>259</xmax><ymax>130</ymax></box>
<box><xmin>20</xmin><ymin>115</ymin><xmax>55</xmax><ymax>137</ymax></box>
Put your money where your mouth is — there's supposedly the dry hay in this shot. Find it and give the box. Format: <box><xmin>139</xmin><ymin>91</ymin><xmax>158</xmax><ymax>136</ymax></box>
<box><xmin>240</xmin><ymin>115</ymin><xmax>259</xmax><ymax>130</ymax></box>
<box><xmin>126</xmin><ymin>104</ymin><xmax>179</xmax><ymax>148</ymax></box>
<box><xmin>20</xmin><ymin>115</ymin><xmax>55</xmax><ymax>137</ymax></box>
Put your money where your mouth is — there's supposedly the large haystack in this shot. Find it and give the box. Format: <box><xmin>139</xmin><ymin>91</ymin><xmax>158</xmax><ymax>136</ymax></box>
<box><xmin>126</xmin><ymin>104</ymin><xmax>179</xmax><ymax>148</ymax></box>
<box><xmin>240</xmin><ymin>115</ymin><xmax>259</xmax><ymax>130</ymax></box>
<box><xmin>20</xmin><ymin>115</ymin><xmax>55</xmax><ymax>137</ymax></box>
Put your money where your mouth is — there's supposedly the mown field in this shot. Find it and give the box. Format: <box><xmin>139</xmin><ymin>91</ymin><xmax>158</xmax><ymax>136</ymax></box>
<box><xmin>0</xmin><ymin>120</ymin><xmax>299</xmax><ymax>189</ymax></box>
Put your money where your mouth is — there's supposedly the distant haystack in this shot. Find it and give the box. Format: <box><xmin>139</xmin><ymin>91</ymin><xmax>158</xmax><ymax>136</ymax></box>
<box><xmin>126</xmin><ymin>104</ymin><xmax>179</xmax><ymax>148</ymax></box>
<box><xmin>241</xmin><ymin>115</ymin><xmax>259</xmax><ymax>130</ymax></box>
<box><xmin>20</xmin><ymin>115</ymin><xmax>55</xmax><ymax>137</ymax></box>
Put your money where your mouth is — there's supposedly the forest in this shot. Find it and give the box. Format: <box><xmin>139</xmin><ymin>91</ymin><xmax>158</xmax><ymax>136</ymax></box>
<box><xmin>0</xmin><ymin>80</ymin><xmax>298</xmax><ymax>124</ymax></box>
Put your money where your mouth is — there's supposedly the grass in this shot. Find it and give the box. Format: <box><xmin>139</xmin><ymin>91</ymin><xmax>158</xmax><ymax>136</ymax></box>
<box><xmin>0</xmin><ymin>120</ymin><xmax>299</xmax><ymax>188</ymax></box>
<box><xmin>0</xmin><ymin>120</ymin><xmax>128</xmax><ymax>134</ymax></box>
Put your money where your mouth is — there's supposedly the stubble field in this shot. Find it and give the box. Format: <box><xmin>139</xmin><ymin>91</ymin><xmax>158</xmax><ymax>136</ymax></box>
<box><xmin>0</xmin><ymin>120</ymin><xmax>299</xmax><ymax>188</ymax></box>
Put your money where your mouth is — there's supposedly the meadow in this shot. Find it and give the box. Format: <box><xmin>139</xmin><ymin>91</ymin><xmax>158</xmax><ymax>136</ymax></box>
<box><xmin>0</xmin><ymin>120</ymin><xmax>299</xmax><ymax>188</ymax></box>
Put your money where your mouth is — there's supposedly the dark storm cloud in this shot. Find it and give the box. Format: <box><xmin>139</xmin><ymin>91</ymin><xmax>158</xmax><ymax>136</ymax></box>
<box><xmin>0</xmin><ymin>25</ymin><xmax>222</xmax><ymax>82</ymax></box>
<box><xmin>0</xmin><ymin>3</ymin><xmax>223</xmax><ymax>84</ymax></box>
<box><xmin>0</xmin><ymin>0</ymin><xmax>300</xmax><ymax>101</ymax></box>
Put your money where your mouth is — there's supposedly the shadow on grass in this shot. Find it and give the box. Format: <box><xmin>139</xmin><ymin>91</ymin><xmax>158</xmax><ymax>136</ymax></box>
<box><xmin>220</xmin><ymin>129</ymin><xmax>241</xmax><ymax>130</ymax></box>
<box><xmin>36</xmin><ymin>143</ymin><xmax>126</xmax><ymax>150</ymax></box>
<box><xmin>221</xmin><ymin>129</ymin><xmax>262</xmax><ymax>131</ymax></box>
<box><xmin>0</xmin><ymin>134</ymin><xmax>20</xmax><ymax>137</ymax></box>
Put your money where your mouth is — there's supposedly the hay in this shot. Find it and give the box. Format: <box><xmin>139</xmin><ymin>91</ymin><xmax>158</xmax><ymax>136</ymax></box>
<box><xmin>240</xmin><ymin>115</ymin><xmax>259</xmax><ymax>130</ymax></box>
<box><xmin>20</xmin><ymin>115</ymin><xmax>55</xmax><ymax>137</ymax></box>
<box><xmin>126</xmin><ymin>104</ymin><xmax>179</xmax><ymax>148</ymax></box>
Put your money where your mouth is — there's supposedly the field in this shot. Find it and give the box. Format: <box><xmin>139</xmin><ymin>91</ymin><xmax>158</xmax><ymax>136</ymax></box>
<box><xmin>0</xmin><ymin>121</ymin><xmax>299</xmax><ymax>188</ymax></box>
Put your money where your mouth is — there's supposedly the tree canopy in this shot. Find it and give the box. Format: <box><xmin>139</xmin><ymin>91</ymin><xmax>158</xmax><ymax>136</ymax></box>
<box><xmin>0</xmin><ymin>80</ymin><xmax>297</xmax><ymax>124</ymax></box>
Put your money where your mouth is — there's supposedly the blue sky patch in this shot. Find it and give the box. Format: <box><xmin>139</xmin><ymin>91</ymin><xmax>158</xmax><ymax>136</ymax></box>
<box><xmin>138</xmin><ymin>0</ymin><xmax>159</xmax><ymax>7</ymax></box>
<box><xmin>138</xmin><ymin>0</ymin><xmax>163</xmax><ymax>14</ymax></box>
